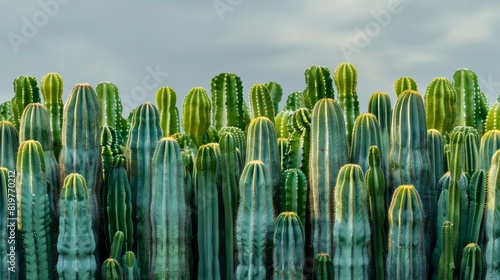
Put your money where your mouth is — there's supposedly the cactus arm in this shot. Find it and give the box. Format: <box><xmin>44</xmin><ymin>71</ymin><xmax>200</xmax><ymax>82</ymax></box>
<box><xmin>122</xmin><ymin>251</ymin><xmax>140</xmax><ymax>280</ymax></box>
<box><xmin>452</xmin><ymin>69</ymin><xmax>486</xmax><ymax>134</ymax></box>
<box><xmin>367</xmin><ymin>92</ymin><xmax>392</xmax><ymax>172</ymax></box>
<box><xmin>466</xmin><ymin>170</ymin><xmax>487</xmax><ymax>245</ymax></box>
<box><xmin>334</xmin><ymin>62</ymin><xmax>360</xmax><ymax>146</ymax></box>
<box><xmin>0</xmin><ymin>121</ymin><xmax>19</xmax><ymax>174</ymax></box>
<box><xmin>155</xmin><ymin>86</ymin><xmax>181</xmax><ymax>137</ymax></box>
<box><xmin>96</xmin><ymin>81</ymin><xmax>128</xmax><ymax>145</ymax></box>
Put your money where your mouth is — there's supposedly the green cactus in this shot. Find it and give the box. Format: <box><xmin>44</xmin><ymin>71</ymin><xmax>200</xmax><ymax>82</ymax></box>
<box><xmin>284</xmin><ymin>91</ymin><xmax>306</xmax><ymax>111</ymax></box>
<box><xmin>284</xmin><ymin>108</ymin><xmax>311</xmax><ymax>177</ymax></box>
<box><xmin>155</xmin><ymin>86</ymin><xmax>181</xmax><ymax>137</ymax></box>
<box><xmin>424</xmin><ymin>77</ymin><xmax>457</xmax><ymax>135</ymax></box>
<box><xmin>428</xmin><ymin>129</ymin><xmax>445</xmax><ymax>250</ymax></box>
<box><xmin>387</xmin><ymin>184</ymin><xmax>427</xmax><ymax>279</ymax></box>
<box><xmin>394</xmin><ymin>76</ymin><xmax>417</xmax><ymax>97</ymax></box>
<box><xmin>273</xmin><ymin>212</ymin><xmax>305</xmax><ymax>280</ymax></box>
<box><xmin>96</xmin><ymin>81</ymin><xmax>129</xmax><ymax>145</ymax></box>
<box><xmin>460</xmin><ymin>243</ymin><xmax>482</xmax><ymax>280</ymax></box>
<box><xmin>333</xmin><ymin>164</ymin><xmax>371</xmax><ymax>279</ymax></box>
<box><xmin>350</xmin><ymin>113</ymin><xmax>384</xmax><ymax>172</ymax></box>
<box><xmin>11</xmin><ymin>75</ymin><xmax>40</xmax><ymax>129</ymax></box>
<box><xmin>365</xmin><ymin>146</ymin><xmax>387</xmax><ymax>280</ymax></box>
<box><xmin>438</xmin><ymin>221</ymin><xmax>455</xmax><ymax>280</ymax></box>
<box><xmin>278</xmin><ymin>138</ymin><xmax>289</xmax><ymax>171</ymax></box>
<box><xmin>0</xmin><ymin>121</ymin><xmax>19</xmax><ymax>173</ymax></box>
<box><xmin>124</xmin><ymin>102</ymin><xmax>162</xmax><ymax>278</ymax></box>
<box><xmin>195</xmin><ymin>143</ymin><xmax>223</xmax><ymax>279</ymax></box>
<box><xmin>279</xmin><ymin>168</ymin><xmax>308</xmax><ymax>224</ymax></box>
<box><xmin>304</xmin><ymin>65</ymin><xmax>335</xmax><ymax>108</ymax></box>
<box><xmin>275</xmin><ymin>110</ymin><xmax>293</xmax><ymax>139</ymax></box>
<box><xmin>484</xmin><ymin>149</ymin><xmax>500</xmax><ymax>278</ymax></box>
<box><xmin>57</xmin><ymin>173</ymin><xmax>96</xmax><ymax>279</ymax></box>
<box><xmin>102</xmin><ymin>231</ymin><xmax>124</xmax><ymax>280</ymax></box>
<box><xmin>0</xmin><ymin>101</ymin><xmax>13</xmax><ymax>122</ymax></box>
<box><xmin>149</xmin><ymin>137</ymin><xmax>190</xmax><ymax>279</ymax></box>
<box><xmin>40</xmin><ymin>72</ymin><xmax>64</xmax><ymax>159</ymax></box>
<box><xmin>182</xmin><ymin>87</ymin><xmax>211</xmax><ymax>146</ymax></box>
<box><xmin>334</xmin><ymin>62</ymin><xmax>360</xmax><ymax>146</ymax></box>
<box><xmin>172</xmin><ymin>131</ymin><xmax>198</xmax><ymax>156</ymax></box>
<box><xmin>485</xmin><ymin>96</ymin><xmax>500</xmax><ymax>132</ymax></box>
<box><xmin>451</xmin><ymin>126</ymin><xmax>480</xmax><ymax>177</ymax></box>
<box><xmin>479</xmin><ymin>129</ymin><xmax>500</xmax><ymax>171</ymax></box>
<box><xmin>312</xmin><ymin>253</ymin><xmax>334</xmax><ymax>280</ymax></box>
<box><xmin>205</xmin><ymin>125</ymin><xmax>220</xmax><ymax>144</ymax></box>
<box><xmin>219</xmin><ymin>126</ymin><xmax>246</xmax><ymax>163</ymax></box>
<box><xmin>465</xmin><ymin>170</ymin><xmax>486</xmax><ymax>246</ymax></box>
<box><xmin>433</xmin><ymin>188</ymin><xmax>450</xmax><ymax>274</ymax></box>
<box><xmin>101</xmin><ymin>126</ymin><xmax>121</xmax><ymax>181</ymax></box>
<box><xmin>264</xmin><ymin>81</ymin><xmax>283</xmax><ymax>114</ymax></box>
<box><xmin>249</xmin><ymin>84</ymin><xmax>275</xmax><ymax>121</ymax></box>
<box><xmin>309</xmin><ymin>98</ymin><xmax>348</xmax><ymax>257</ymax></box>
<box><xmin>210</xmin><ymin>73</ymin><xmax>247</xmax><ymax>131</ymax></box>
<box><xmin>367</xmin><ymin>92</ymin><xmax>392</xmax><ymax>167</ymax></box>
<box><xmin>122</xmin><ymin>251</ymin><xmax>140</xmax><ymax>280</ymax></box>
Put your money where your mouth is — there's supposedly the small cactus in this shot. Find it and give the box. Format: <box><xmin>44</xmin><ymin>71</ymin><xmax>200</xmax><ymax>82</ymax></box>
<box><xmin>460</xmin><ymin>243</ymin><xmax>482</xmax><ymax>280</ymax></box>
<box><xmin>312</xmin><ymin>253</ymin><xmax>334</xmax><ymax>280</ymax></box>
<box><xmin>394</xmin><ymin>76</ymin><xmax>417</xmax><ymax>97</ymax></box>
<box><xmin>155</xmin><ymin>86</ymin><xmax>181</xmax><ymax>137</ymax></box>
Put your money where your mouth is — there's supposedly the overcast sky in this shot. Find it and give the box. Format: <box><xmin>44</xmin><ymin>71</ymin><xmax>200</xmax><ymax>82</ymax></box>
<box><xmin>1</xmin><ymin>1</ymin><xmax>499</xmax><ymax>115</ymax></box>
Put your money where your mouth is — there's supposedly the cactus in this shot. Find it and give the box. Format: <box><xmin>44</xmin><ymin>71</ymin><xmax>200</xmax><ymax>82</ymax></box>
<box><xmin>219</xmin><ymin>126</ymin><xmax>246</xmax><ymax>163</ymax></box>
<box><xmin>122</xmin><ymin>251</ymin><xmax>140</xmax><ymax>280</ymax></box>
<box><xmin>433</xmin><ymin>188</ymin><xmax>450</xmax><ymax>273</ymax></box>
<box><xmin>386</xmin><ymin>184</ymin><xmax>427</xmax><ymax>279</ymax></box>
<box><xmin>465</xmin><ymin>170</ymin><xmax>487</xmax><ymax>245</ymax></box>
<box><xmin>205</xmin><ymin>125</ymin><xmax>220</xmax><ymax>143</ymax></box>
<box><xmin>285</xmin><ymin>108</ymin><xmax>311</xmax><ymax>177</ymax></box>
<box><xmin>124</xmin><ymin>102</ymin><xmax>162</xmax><ymax>277</ymax></box>
<box><xmin>236</xmin><ymin>160</ymin><xmax>275</xmax><ymax>279</ymax></box>
<box><xmin>309</xmin><ymin>98</ymin><xmax>348</xmax><ymax>257</ymax></box>
<box><xmin>277</xmin><ymin>138</ymin><xmax>289</xmax><ymax>171</ymax></box>
<box><xmin>16</xmin><ymin>140</ymin><xmax>53</xmax><ymax>279</ymax></box>
<box><xmin>275</xmin><ymin>110</ymin><xmax>293</xmax><ymax>139</ymax></box>
<box><xmin>333</xmin><ymin>164</ymin><xmax>371</xmax><ymax>279</ymax></box>
<box><xmin>334</xmin><ymin>62</ymin><xmax>360</xmax><ymax>146</ymax></box>
<box><xmin>460</xmin><ymin>243</ymin><xmax>482</xmax><ymax>280</ymax></box>
<box><xmin>428</xmin><ymin>129</ymin><xmax>445</xmax><ymax>249</ymax></box>
<box><xmin>249</xmin><ymin>84</ymin><xmax>275</xmax><ymax>121</ymax></box>
<box><xmin>102</xmin><ymin>231</ymin><xmax>124</xmax><ymax>280</ymax></box>
<box><xmin>195</xmin><ymin>143</ymin><xmax>223</xmax><ymax>279</ymax></box>
<box><xmin>367</xmin><ymin>92</ymin><xmax>392</xmax><ymax>167</ymax></box>
<box><xmin>279</xmin><ymin>168</ymin><xmax>308</xmax><ymax>223</ymax></box>
<box><xmin>40</xmin><ymin>72</ymin><xmax>64</xmax><ymax>159</ymax></box>
<box><xmin>11</xmin><ymin>75</ymin><xmax>40</xmax><ymax>129</ymax></box>
<box><xmin>350</xmin><ymin>113</ymin><xmax>384</xmax><ymax>172</ymax></box>
<box><xmin>394</xmin><ymin>76</ymin><xmax>417</xmax><ymax>97</ymax></box>
<box><xmin>484</xmin><ymin>149</ymin><xmax>500</xmax><ymax>278</ymax></box>
<box><xmin>479</xmin><ymin>129</ymin><xmax>500</xmax><ymax>171</ymax></box>
<box><xmin>365</xmin><ymin>146</ymin><xmax>387</xmax><ymax>280</ymax></box>
<box><xmin>210</xmin><ymin>73</ymin><xmax>246</xmax><ymax>131</ymax></box>
<box><xmin>273</xmin><ymin>212</ymin><xmax>305</xmax><ymax>280</ymax></box>
<box><xmin>424</xmin><ymin>77</ymin><xmax>457</xmax><ymax>135</ymax></box>
<box><xmin>312</xmin><ymin>253</ymin><xmax>334</xmax><ymax>280</ymax></box>
<box><xmin>0</xmin><ymin>101</ymin><xmax>13</xmax><ymax>122</ymax></box>
<box><xmin>304</xmin><ymin>65</ymin><xmax>335</xmax><ymax>108</ymax></box>
<box><xmin>438</xmin><ymin>221</ymin><xmax>455</xmax><ymax>280</ymax></box>
<box><xmin>182</xmin><ymin>87</ymin><xmax>211</xmax><ymax>146</ymax></box>
<box><xmin>0</xmin><ymin>121</ymin><xmax>19</xmax><ymax>173</ymax></box>
<box><xmin>451</xmin><ymin>126</ymin><xmax>480</xmax><ymax>176</ymax></box>
<box><xmin>485</xmin><ymin>96</ymin><xmax>500</xmax><ymax>132</ymax></box>
<box><xmin>284</xmin><ymin>91</ymin><xmax>306</xmax><ymax>111</ymax></box>
<box><xmin>149</xmin><ymin>137</ymin><xmax>190</xmax><ymax>278</ymax></box>
<box><xmin>155</xmin><ymin>86</ymin><xmax>181</xmax><ymax>137</ymax></box>
<box><xmin>264</xmin><ymin>81</ymin><xmax>283</xmax><ymax>114</ymax></box>
<box><xmin>96</xmin><ymin>81</ymin><xmax>129</xmax><ymax>145</ymax></box>
<box><xmin>57</xmin><ymin>173</ymin><xmax>96</xmax><ymax>279</ymax></box>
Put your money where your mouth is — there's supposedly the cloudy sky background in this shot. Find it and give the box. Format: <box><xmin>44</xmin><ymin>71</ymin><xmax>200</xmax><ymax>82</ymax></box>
<box><xmin>1</xmin><ymin>1</ymin><xmax>499</xmax><ymax>115</ymax></box>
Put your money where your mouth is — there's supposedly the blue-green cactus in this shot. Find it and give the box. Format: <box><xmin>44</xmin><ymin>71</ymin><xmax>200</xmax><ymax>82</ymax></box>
<box><xmin>484</xmin><ymin>149</ymin><xmax>500</xmax><ymax>278</ymax></box>
<box><xmin>479</xmin><ymin>129</ymin><xmax>500</xmax><ymax>171</ymax></box>
<box><xmin>273</xmin><ymin>212</ymin><xmax>305</xmax><ymax>280</ymax></box>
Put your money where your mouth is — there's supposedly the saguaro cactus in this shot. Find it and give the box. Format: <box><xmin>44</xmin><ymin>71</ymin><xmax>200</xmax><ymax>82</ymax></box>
<box><xmin>424</xmin><ymin>77</ymin><xmax>457</xmax><ymax>136</ymax></box>
<box><xmin>210</xmin><ymin>73</ymin><xmax>246</xmax><ymax>131</ymax></box>
<box><xmin>155</xmin><ymin>86</ymin><xmax>181</xmax><ymax>137</ymax></box>
<box><xmin>236</xmin><ymin>160</ymin><xmax>275</xmax><ymax>279</ymax></box>
<box><xmin>309</xmin><ymin>98</ymin><xmax>348</xmax><ymax>257</ymax></box>
<box><xmin>40</xmin><ymin>72</ymin><xmax>64</xmax><ymax>158</ymax></box>
<box><xmin>57</xmin><ymin>174</ymin><xmax>96</xmax><ymax>279</ymax></box>
<box><xmin>484</xmin><ymin>149</ymin><xmax>500</xmax><ymax>278</ymax></box>
<box><xmin>333</xmin><ymin>62</ymin><xmax>360</xmax><ymax>146</ymax></box>
<box><xmin>304</xmin><ymin>65</ymin><xmax>335</xmax><ymax>108</ymax></box>
<box><xmin>312</xmin><ymin>253</ymin><xmax>334</xmax><ymax>280</ymax></box>
<box><xmin>182</xmin><ymin>87</ymin><xmax>211</xmax><ymax>146</ymax></box>
<box><xmin>11</xmin><ymin>75</ymin><xmax>40</xmax><ymax>129</ymax></box>
<box><xmin>0</xmin><ymin>121</ymin><xmax>19</xmax><ymax>172</ymax></box>
<box><xmin>273</xmin><ymin>212</ymin><xmax>305</xmax><ymax>280</ymax></box>
<box><xmin>96</xmin><ymin>81</ymin><xmax>129</xmax><ymax>145</ymax></box>
<box><xmin>394</xmin><ymin>76</ymin><xmax>417</xmax><ymax>97</ymax></box>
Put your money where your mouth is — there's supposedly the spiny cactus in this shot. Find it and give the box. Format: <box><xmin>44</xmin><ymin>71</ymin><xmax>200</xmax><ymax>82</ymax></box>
<box><xmin>485</xmin><ymin>96</ymin><xmax>500</xmax><ymax>133</ymax></box>
<box><xmin>0</xmin><ymin>121</ymin><xmax>19</xmax><ymax>173</ymax></box>
<box><xmin>264</xmin><ymin>81</ymin><xmax>283</xmax><ymax>114</ymax></box>
<box><xmin>460</xmin><ymin>243</ymin><xmax>482</xmax><ymax>280</ymax></box>
<box><xmin>428</xmin><ymin>129</ymin><xmax>445</xmax><ymax>249</ymax></box>
<box><xmin>122</xmin><ymin>251</ymin><xmax>140</xmax><ymax>280</ymax></box>
<box><xmin>424</xmin><ymin>77</ymin><xmax>457</xmax><ymax>135</ymax></box>
<box><xmin>273</xmin><ymin>212</ymin><xmax>305</xmax><ymax>280</ymax></box>
<box><xmin>438</xmin><ymin>221</ymin><xmax>455</xmax><ymax>280</ymax></box>
<box><xmin>182</xmin><ymin>87</ymin><xmax>211</xmax><ymax>146</ymax></box>
<box><xmin>465</xmin><ymin>170</ymin><xmax>486</xmax><ymax>246</ymax></box>
<box><xmin>249</xmin><ymin>84</ymin><xmax>275</xmax><ymax>121</ymax></box>
<box><xmin>284</xmin><ymin>108</ymin><xmax>311</xmax><ymax>177</ymax></box>
<box><xmin>367</xmin><ymin>92</ymin><xmax>392</xmax><ymax>167</ymax></box>
<box><xmin>102</xmin><ymin>231</ymin><xmax>124</xmax><ymax>280</ymax></box>
<box><xmin>279</xmin><ymin>168</ymin><xmax>308</xmax><ymax>223</ymax></box>
<box><xmin>394</xmin><ymin>76</ymin><xmax>417</xmax><ymax>97</ymax></box>
<box><xmin>334</xmin><ymin>62</ymin><xmax>360</xmax><ymax>146</ymax></box>
<box><xmin>40</xmin><ymin>72</ymin><xmax>64</xmax><ymax>158</ymax></box>
<box><xmin>312</xmin><ymin>253</ymin><xmax>334</xmax><ymax>280</ymax></box>
<box><xmin>309</xmin><ymin>98</ymin><xmax>348</xmax><ymax>257</ymax></box>
<box><xmin>11</xmin><ymin>75</ymin><xmax>40</xmax><ymax>129</ymax></box>
<box><xmin>278</xmin><ymin>138</ymin><xmax>289</xmax><ymax>171</ymax></box>
<box><xmin>386</xmin><ymin>184</ymin><xmax>427</xmax><ymax>280</ymax></box>
<box><xmin>210</xmin><ymin>73</ymin><xmax>246</xmax><ymax>131</ymax></box>
<box><xmin>350</xmin><ymin>112</ymin><xmax>384</xmax><ymax>172</ymax></box>
<box><xmin>451</xmin><ymin>126</ymin><xmax>480</xmax><ymax>177</ymax></box>
<box><xmin>96</xmin><ymin>81</ymin><xmax>129</xmax><ymax>145</ymax></box>
<box><xmin>236</xmin><ymin>160</ymin><xmax>275</xmax><ymax>279</ymax></box>
<box><xmin>0</xmin><ymin>101</ymin><xmax>13</xmax><ymax>122</ymax></box>
<box><xmin>333</xmin><ymin>164</ymin><xmax>371</xmax><ymax>279</ymax></box>
<box><xmin>284</xmin><ymin>91</ymin><xmax>306</xmax><ymax>111</ymax></box>
<box><xmin>57</xmin><ymin>173</ymin><xmax>96</xmax><ymax>279</ymax></box>
<box><xmin>219</xmin><ymin>126</ymin><xmax>246</xmax><ymax>163</ymax></box>
<box><xmin>479</xmin><ymin>129</ymin><xmax>500</xmax><ymax>171</ymax></box>
<box><xmin>155</xmin><ymin>86</ymin><xmax>181</xmax><ymax>137</ymax></box>
<box><xmin>484</xmin><ymin>149</ymin><xmax>500</xmax><ymax>278</ymax></box>
<box><xmin>304</xmin><ymin>65</ymin><xmax>335</xmax><ymax>108</ymax></box>
<box><xmin>275</xmin><ymin>110</ymin><xmax>293</xmax><ymax>139</ymax></box>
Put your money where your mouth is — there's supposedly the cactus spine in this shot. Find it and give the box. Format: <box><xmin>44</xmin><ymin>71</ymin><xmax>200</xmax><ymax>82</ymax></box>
<box><xmin>155</xmin><ymin>86</ymin><xmax>181</xmax><ymax>137</ymax></box>
<box><xmin>236</xmin><ymin>160</ymin><xmax>275</xmax><ymax>279</ymax></box>
<box><xmin>304</xmin><ymin>66</ymin><xmax>335</xmax><ymax>109</ymax></box>
<box><xmin>273</xmin><ymin>212</ymin><xmax>305</xmax><ymax>280</ymax></box>
<box><xmin>484</xmin><ymin>149</ymin><xmax>500</xmax><ymax>278</ymax></box>
<box><xmin>96</xmin><ymin>81</ymin><xmax>129</xmax><ymax>145</ymax></box>
<box><xmin>333</xmin><ymin>62</ymin><xmax>360</xmax><ymax>146</ymax></box>
<box><xmin>312</xmin><ymin>253</ymin><xmax>334</xmax><ymax>280</ymax></box>
<box><xmin>182</xmin><ymin>87</ymin><xmax>211</xmax><ymax>146</ymax></box>
<box><xmin>460</xmin><ymin>243</ymin><xmax>482</xmax><ymax>280</ymax></box>
<box><xmin>424</xmin><ymin>77</ymin><xmax>457</xmax><ymax>135</ymax></box>
<box><xmin>40</xmin><ymin>72</ymin><xmax>64</xmax><ymax>158</ymax></box>
<box><xmin>249</xmin><ymin>84</ymin><xmax>276</xmax><ymax>121</ymax></box>
<box><xmin>57</xmin><ymin>173</ymin><xmax>96</xmax><ymax>279</ymax></box>
<box><xmin>0</xmin><ymin>121</ymin><xmax>19</xmax><ymax>172</ymax></box>
<box><xmin>309</xmin><ymin>98</ymin><xmax>348</xmax><ymax>257</ymax></box>
<box><xmin>210</xmin><ymin>73</ymin><xmax>246</xmax><ymax>131</ymax></box>
<box><xmin>394</xmin><ymin>76</ymin><xmax>417</xmax><ymax>97</ymax></box>
<box><xmin>11</xmin><ymin>75</ymin><xmax>40</xmax><ymax>129</ymax></box>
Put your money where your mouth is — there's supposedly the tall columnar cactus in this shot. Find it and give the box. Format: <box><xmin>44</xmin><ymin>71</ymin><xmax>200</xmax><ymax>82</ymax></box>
<box><xmin>309</xmin><ymin>98</ymin><xmax>348</xmax><ymax>257</ymax></box>
<box><xmin>424</xmin><ymin>77</ymin><xmax>457</xmax><ymax>135</ymax></box>
<box><xmin>101</xmin><ymin>125</ymin><xmax>121</xmax><ymax>183</ymax></box>
<box><xmin>438</xmin><ymin>221</ymin><xmax>455</xmax><ymax>280</ymax></box>
<box><xmin>273</xmin><ymin>212</ymin><xmax>305</xmax><ymax>280</ymax></box>
<box><xmin>451</xmin><ymin>126</ymin><xmax>480</xmax><ymax>176</ymax></box>
<box><xmin>479</xmin><ymin>129</ymin><xmax>500</xmax><ymax>170</ymax></box>
<box><xmin>40</xmin><ymin>72</ymin><xmax>64</xmax><ymax>158</ymax></box>
<box><xmin>246</xmin><ymin>116</ymin><xmax>281</xmax><ymax>195</ymax></box>
<box><xmin>182</xmin><ymin>87</ymin><xmax>211</xmax><ymax>146</ymax></box>
<box><xmin>195</xmin><ymin>143</ymin><xmax>223</xmax><ymax>279</ymax></box>
<box><xmin>0</xmin><ymin>121</ymin><xmax>19</xmax><ymax>172</ymax></box>
<box><xmin>264</xmin><ymin>81</ymin><xmax>283</xmax><ymax>114</ymax></box>
<box><xmin>452</xmin><ymin>68</ymin><xmax>488</xmax><ymax>134</ymax></box>
<box><xmin>394</xmin><ymin>76</ymin><xmax>417</xmax><ymax>97</ymax></box>
<box><xmin>236</xmin><ymin>160</ymin><xmax>275</xmax><ymax>279</ymax></box>
<box><xmin>106</xmin><ymin>155</ymin><xmax>133</xmax><ymax>253</ymax></box>
<box><xmin>367</xmin><ymin>92</ymin><xmax>392</xmax><ymax>165</ymax></box>
<box><xmin>150</xmin><ymin>137</ymin><xmax>189</xmax><ymax>278</ymax></box>
<box><xmin>365</xmin><ymin>146</ymin><xmax>387</xmax><ymax>280</ymax></box>
<box><xmin>350</xmin><ymin>113</ymin><xmax>384</xmax><ymax>172</ymax></box>
<box><xmin>11</xmin><ymin>75</ymin><xmax>40</xmax><ymax>129</ymax></box>
<box><xmin>155</xmin><ymin>86</ymin><xmax>181</xmax><ymax>137</ymax></box>
<box><xmin>460</xmin><ymin>243</ymin><xmax>482</xmax><ymax>280</ymax></box>
<box><xmin>210</xmin><ymin>73</ymin><xmax>246</xmax><ymax>131</ymax></box>
<box><xmin>16</xmin><ymin>140</ymin><xmax>52</xmax><ymax>279</ymax></box>
<box><xmin>285</xmin><ymin>108</ymin><xmax>311</xmax><ymax>177</ymax></box>
<box><xmin>57</xmin><ymin>174</ymin><xmax>96</xmax><ymax>279</ymax></box>
<box><xmin>333</xmin><ymin>164</ymin><xmax>371</xmax><ymax>279</ymax></box>
<box><xmin>433</xmin><ymin>187</ymin><xmax>450</xmax><ymax>273</ymax></box>
<box><xmin>333</xmin><ymin>62</ymin><xmax>360</xmax><ymax>146</ymax></box>
<box><xmin>484</xmin><ymin>149</ymin><xmax>500</xmax><ymax>278</ymax></box>
<box><xmin>249</xmin><ymin>84</ymin><xmax>276</xmax><ymax>121</ymax></box>
<box><xmin>428</xmin><ymin>129</ymin><xmax>444</xmax><ymax>248</ymax></box>
<box><xmin>279</xmin><ymin>168</ymin><xmax>308</xmax><ymax>223</ymax></box>
<box><xmin>96</xmin><ymin>81</ymin><xmax>129</xmax><ymax>145</ymax></box>
<box><xmin>485</xmin><ymin>96</ymin><xmax>500</xmax><ymax>132</ymax></box>
<box><xmin>312</xmin><ymin>253</ymin><xmax>334</xmax><ymax>280</ymax></box>
<box><xmin>275</xmin><ymin>110</ymin><xmax>293</xmax><ymax>139</ymax></box>
<box><xmin>386</xmin><ymin>184</ymin><xmax>427</xmax><ymax>280</ymax></box>
<box><xmin>0</xmin><ymin>101</ymin><xmax>13</xmax><ymax>122</ymax></box>
<box><xmin>284</xmin><ymin>91</ymin><xmax>306</xmax><ymax>111</ymax></box>
<box><xmin>304</xmin><ymin>65</ymin><xmax>335</xmax><ymax>108</ymax></box>
<box><xmin>465</xmin><ymin>170</ymin><xmax>487</xmax><ymax>245</ymax></box>
<box><xmin>124</xmin><ymin>102</ymin><xmax>162</xmax><ymax>277</ymax></box>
